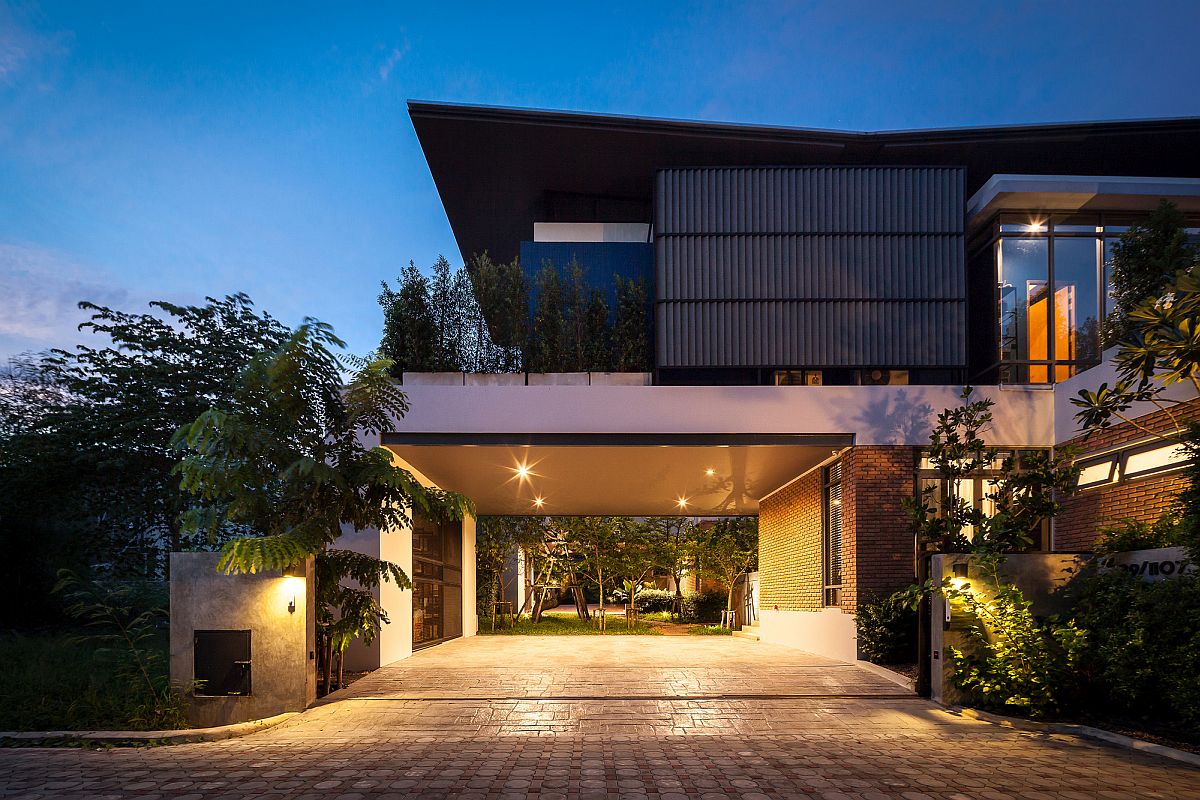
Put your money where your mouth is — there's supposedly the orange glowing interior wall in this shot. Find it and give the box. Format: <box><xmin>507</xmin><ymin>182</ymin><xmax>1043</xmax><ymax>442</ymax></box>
<box><xmin>1027</xmin><ymin>283</ymin><xmax>1076</xmax><ymax>383</ymax></box>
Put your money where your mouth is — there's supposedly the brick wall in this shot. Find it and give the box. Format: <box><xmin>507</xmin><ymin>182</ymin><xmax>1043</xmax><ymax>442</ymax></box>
<box><xmin>843</xmin><ymin>446</ymin><xmax>916</xmax><ymax>610</ymax></box>
<box><xmin>758</xmin><ymin>469</ymin><xmax>823</xmax><ymax>611</ymax></box>
<box><xmin>758</xmin><ymin>446</ymin><xmax>916</xmax><ymax>614</ymax></box>
<box><xmin>1055</xmin><ymin>398</ymin><xmax>1199</xmax><ymax>551</ymax></box>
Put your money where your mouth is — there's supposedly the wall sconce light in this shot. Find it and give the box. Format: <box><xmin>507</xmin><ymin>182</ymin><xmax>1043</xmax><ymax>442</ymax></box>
<box><xmin>952</xmin><ymin>562</ymin><xmax>969</xmax><ymax>579</ymax></box>
<box><xmin>282</xmin><ymin>563</ymin><xmax>304</xmax><ymax>615</ymax></box>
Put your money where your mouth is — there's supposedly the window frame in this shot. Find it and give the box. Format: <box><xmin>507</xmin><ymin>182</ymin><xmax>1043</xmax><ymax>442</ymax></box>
<box><xmin>821</xmin><ymin>461</ymin><xmax>844</xmax><ymax>607</ymax></box>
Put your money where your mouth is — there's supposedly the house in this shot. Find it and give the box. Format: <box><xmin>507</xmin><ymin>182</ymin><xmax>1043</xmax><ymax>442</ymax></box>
<box><xmin>343</xmin><ymin>103</ymin><xmax>1200</xmax><ymax>669</ymax></box>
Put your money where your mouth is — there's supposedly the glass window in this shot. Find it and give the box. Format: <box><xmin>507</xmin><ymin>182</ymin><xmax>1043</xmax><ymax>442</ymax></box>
<box><xmin>822</xmin><ymin>462</ymin><xmax>843</xmax><ymax>606</ymax></box>
<box><xmin>1123</xmin><ymin>442</ymin><xmax>1188</xmax><ymax>479</ymax></box>
<box><xmin>1054</xmin><ymin>238</ymin><xmax>1103</xmax><ymax>376</ymax></box>
<box><xmin>1076</xmin><ymin>457</ymin><xmax>1117</xmax><ymax>489</ymax></box>
<box><xmin>998</xmin><ymin>238</ymin><xmax>1050</xmax><ymax>383</ymax></box>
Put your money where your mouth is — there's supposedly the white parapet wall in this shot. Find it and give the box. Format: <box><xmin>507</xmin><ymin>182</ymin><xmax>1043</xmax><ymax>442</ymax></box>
<box><xmin>170</xmin><ymin>552</ymin><xmax>317</xmax><ymax>727</ymax></box>
<box><xmin>757</xmin><ymin>608</ymin><xmax>859</xmax><ymax>663</ymax></box>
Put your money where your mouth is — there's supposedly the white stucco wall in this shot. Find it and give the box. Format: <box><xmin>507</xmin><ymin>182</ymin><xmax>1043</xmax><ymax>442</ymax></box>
<box><xmin>758</xmin><ymin>608</ymin><xmax>859</xmax><ymax>663</ymax></box>
<box><xmin>392</xmin><ymin>383</ymin><xmax>1055</xmax><ymax>447</ymax></box>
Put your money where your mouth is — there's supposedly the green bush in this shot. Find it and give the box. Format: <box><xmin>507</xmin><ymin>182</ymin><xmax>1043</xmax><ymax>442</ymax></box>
<box><xmin>945</xmin><ymin>575</ymin><xmax>1086</xmax><ymax>719</ymax></box>
<box><xmin>1069</xmin><ymin>569</ymin><xmax>1200</xmax><ymax>732</ymax></box>
<box><xmin>1093</xmin><ymin>514</ymin><xmax>1185</xmax><ymax>556</ymax></box>
<box><xmin>679</xmin><ymin>590</ymin><xmax>725</xmax><ymax>623</ymax></box>
<box><xmin>632</xmin><ymin>588</ymin><xmax>675</xmax><ymax>613</ymax></box>
<box><xmin>855</xmin><ymin>592</ymin><xmax>918</xmax><ymax>665</ymax></box>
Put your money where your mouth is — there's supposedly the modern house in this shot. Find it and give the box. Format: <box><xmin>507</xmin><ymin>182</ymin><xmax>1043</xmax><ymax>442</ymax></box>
<box><xmin>345</xmin><ymin>103</ymin><xmax>1200</xmax><ymax>668</ymax></box>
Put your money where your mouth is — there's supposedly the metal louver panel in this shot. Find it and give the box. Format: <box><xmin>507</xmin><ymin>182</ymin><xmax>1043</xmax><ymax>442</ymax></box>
<box><xmin>655</xmin><ymin>166</ymin><xmax>966</xmax><ymax>369</ymax></box>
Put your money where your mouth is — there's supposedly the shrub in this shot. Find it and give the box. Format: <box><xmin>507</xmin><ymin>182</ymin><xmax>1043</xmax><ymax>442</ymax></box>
<box><xmin>856</xmin><ymin>592</ymin><xmax>918</xmax><ymax>665</ymax></box>
<box><xmin>633</xmin><ymin>588</ymin><xmax>675</xmax><ymax>613</ymax></box>
<box><xmin>1068</xmin><ymin>569</ymin><xmax>1200</xmax><ymax>732</ymax></box>
<box><xmin>943</xmin><ymin>561</ymin><xmax>1087</xmax><ymax>719</ymax></box>
<box><xmin>679</xmin><ymin>590</ymin><xmax>725</xmax><ymax>623</ymax></box>
<box><xmin>1093</xmin><ymin>513</ymin><xmax>1185</xmax><ymax>556</ymax></box>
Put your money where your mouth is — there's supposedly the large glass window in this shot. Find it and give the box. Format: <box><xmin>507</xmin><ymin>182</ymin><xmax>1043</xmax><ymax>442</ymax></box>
<box><xmin>993</xmin><ymin>214</ymin><xmax>1117</xmax><ymax>384</ymax></box>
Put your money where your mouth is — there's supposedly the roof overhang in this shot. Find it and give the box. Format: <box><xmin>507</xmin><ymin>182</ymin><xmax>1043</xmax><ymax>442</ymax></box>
<box><xmin>408</xmin><ymin>101</ymin><xmax>1200</xmax><ymax>264</ymax></box>
<box><xmin>967</xmin><ymin>174</ymin><xmax>1200</xmax><ymax>226</ymax></box>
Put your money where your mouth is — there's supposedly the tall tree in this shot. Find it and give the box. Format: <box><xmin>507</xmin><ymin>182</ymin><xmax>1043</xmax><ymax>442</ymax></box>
<box><xmin>173</xmin><ymin>319</ymin><xmax>473</xmax><ymax>687</ymax></box>
<box><xmin>1104</xmin><ymin>200</ymin><xmax>1198</xmax><ymax>345</ymax></box>
<box><xmin>695</xmin><ymin>517</ymin><xmax>759</xmax><ymax>617</ymax></box>
<box><xmin>1</xmin><ymin>295</ymin><xmax>290</xmax><ymax>593</ymax></box>
<box><xmin>378</xmin><ymin>262</ymin><xmax>438</xmax><ymax>377</ymax></box>
<box><xmin>529</xmin><ymin>263</ymin><xmax>567</xmax><ymax>373</ymax></box>
<box><xmin>646</xmin><ymin>517</ymin><xmax>699</xmax><ymax>617</ymax></box>
<box><xmin>612</xmin><ymin>275</ymin><xmax>651</xmax><ymax>371</ymax></box>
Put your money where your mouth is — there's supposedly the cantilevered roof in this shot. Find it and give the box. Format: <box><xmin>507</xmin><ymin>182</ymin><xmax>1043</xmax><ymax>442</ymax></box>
<box><xmin>408</xmin><ymin>101</ymin><xmax>1200</xmax><ymax>264</ymax></box>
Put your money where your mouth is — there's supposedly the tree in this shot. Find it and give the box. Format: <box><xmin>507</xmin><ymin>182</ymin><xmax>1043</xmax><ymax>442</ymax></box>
<box><xmin>646</xmin><ymin>517</ymin><xmax>699</xmax><ymax>617</ymax></box>
<box><xmin>528</xmin><ymin>264</ymin><xmax>567</xmax><ymax>373</ymax></box>
<box><xmin>612</xmin><ymin>275</ymin><xmax>650</xmax><ymax>371</ymax></box>
<box><xmin>0</xmin><ymin>295</ymin><xmax>290</xmax><ymax>627</ymax></box>
<box><xmin>1104</xmin><ymin>200</ymin><xmax>1198</xmax><ymax>345</ymax></box>
<box><xmin>173</xmin><ymin>318</ymin><xmax>473</xmax><ymax>689</ymax></box>
<box><xmin>469</xmin><ymin>253</ymin><xmax>529</xmax><ymax>371</ymax></box>
<box><xmin>614</xmin><ymin>520</ymin><xmax>668</xmax><ymax>623</ymax></box>
<box><xmin>378</xmin><ymin>262</ymin><xmax>438</xmax><ymax>377</ymax></box>
<box><xmin>560</xmin><ymin>516</ymin><xmax>628</xmax><ymax>629</ymax></box>
<box><xmin>476</xmin><ymin>516</ymin><xmax>546</xmax><ymax>625</ymax></box>
<box><xmin>695</xmin><ymin>517</ymin><xmax>758</xmax><ymax>619</ymax></box>
<box><xmin>1074</xmin><ymin>238</ymin><xmax>1200</xmax><ymax>551</ymax></box>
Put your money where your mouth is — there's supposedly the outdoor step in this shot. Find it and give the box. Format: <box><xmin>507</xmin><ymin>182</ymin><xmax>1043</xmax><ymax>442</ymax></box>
<box><xmin>750</xmin><ymin>619</ymin><xmax>761</xmax><ymax>628</ymax></box>
<box><xmin>732</xmin><ymin>629</ymin><xmax>760</xmax><ymax>641</ymax></box>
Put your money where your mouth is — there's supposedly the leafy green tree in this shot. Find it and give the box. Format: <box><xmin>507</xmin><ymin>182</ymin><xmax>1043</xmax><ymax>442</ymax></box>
<box><xmin>0</xmin><ymin>295</ymin><xmax>290</xmax><ymax>628</ymax></box>
<box><xmin>173</xmin><ymin>318</ymin><xmax>473</xmax><ymax>687</ymax></box>
<box><xmin>560</xmin><ymin>516</ymin><xmax>630</xmax><ymax>628</ymax></box>
<box><xmin>645</xmin><ymin>517</ymin><xmax>698</xmax><ymax>617</ymax></box>
<box><xmin>378</xmin><ymin>262</ymin><xmax>438</xmax><ymax>377</ymax></box>
<box><xmin>612</xmin><ymin>275</ymin><xmax>650</xmax><ymax>371</ymax></box>
<box><xmin>1073</xmin><ymin>243</ymin><xmax>1199</xmax><ymax>550</ymax></box>
<box><xmin>469</xmin><ymin>253</ymin><xmax>529</xmax><ymax>371</ymax></box>
<box><xmin>529</xmin><ymin>263</ymin><xmax>568</xmax><ymax>372</ymax></box>
<box><xmin>476</xmin><ymin>516</ymin><xmax>546</xmax><ymax>624</ymax></box>
<box><xmin>583</xmin><ymin>288</ymin><xmax>612</xmax><ymax>372</ymax></box>
<box><xmin>695</xmin><ymin>517</ymin><xmax>758</xmax><ymax>617</ymax></box>
<box><xmin>1104</xmin><ymin>200</ymin><xmax>1198</xmax><ymax>345</ymax></box>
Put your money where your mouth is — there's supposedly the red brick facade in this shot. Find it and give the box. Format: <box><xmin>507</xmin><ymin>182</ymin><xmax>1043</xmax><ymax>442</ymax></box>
<box><xmin>842</xmin><ymin>446</ymin><xmax>917</xmax><ymax>608</ymax></box>
<box><xmin>1054</xmin><ymin>398</ymin><xmax>1198</xmax><ymax>551</ymax></box>
<box><xmin>758</xmin><ymin>446</ymin><xmax>916</xmax><ymax>614</ymax></box>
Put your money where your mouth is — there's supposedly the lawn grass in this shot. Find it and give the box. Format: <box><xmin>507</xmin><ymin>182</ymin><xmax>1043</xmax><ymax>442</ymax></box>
<box><xmin>480</xmin><ymin>615</ymin><xmax>663</xmax><ymax>635</ymax></box>
<box><xmin>687</xmin><ymin>625</ymin><xmax>733</xmax><ymax>636</ymax></box>
<box><xmin>0</xmin><ymin>630</ymin><xmax>172</xmax><ymax>731</ymax></box>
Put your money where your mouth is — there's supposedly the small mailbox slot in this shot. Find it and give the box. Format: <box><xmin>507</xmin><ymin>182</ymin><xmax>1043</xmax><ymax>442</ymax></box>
<box><xmin>194</xmin><ymin>629</ymin><xmax>252</xmax><ymax>696</ymax></box>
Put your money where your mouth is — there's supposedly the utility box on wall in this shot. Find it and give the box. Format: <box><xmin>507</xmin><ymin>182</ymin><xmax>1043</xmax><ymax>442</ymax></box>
<box><xmin>170</xmin><ymin>552</ymin><xmax>316</xmax><ymax>728</ymax></box>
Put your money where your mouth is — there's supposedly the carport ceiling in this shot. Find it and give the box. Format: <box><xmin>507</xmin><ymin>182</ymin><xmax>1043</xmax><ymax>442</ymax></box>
<box><xmin>383</xmin><ymin>433</ymin><xmax>851</xmax><ymax>516</ymax></box>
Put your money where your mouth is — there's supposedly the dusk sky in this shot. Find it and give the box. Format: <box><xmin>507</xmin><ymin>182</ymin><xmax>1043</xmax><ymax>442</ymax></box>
<box><xmin>2</xmin><ymin>1</ymin><xmax>1199</xmax><ymax>360</ymax></box>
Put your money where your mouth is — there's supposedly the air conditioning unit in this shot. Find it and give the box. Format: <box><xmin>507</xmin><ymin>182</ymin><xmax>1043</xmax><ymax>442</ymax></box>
<box><xmin>860</xmin><ymin>369</ymin><xmax>908</xmax><ymax>386</ymax></box>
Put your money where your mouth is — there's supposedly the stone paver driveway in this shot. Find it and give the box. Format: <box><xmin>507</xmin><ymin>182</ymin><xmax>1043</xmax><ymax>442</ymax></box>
<box><xmin>3</xmin><ymin>635</ymin><xmax>1198</xmax><ymax>799</ymax></box>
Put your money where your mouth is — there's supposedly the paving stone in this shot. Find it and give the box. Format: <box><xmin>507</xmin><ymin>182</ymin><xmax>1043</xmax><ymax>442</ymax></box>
<box><xmin>0</xmin><ymin>635</ymin><xmax>1197</xmax><ymax>798</ymax></box>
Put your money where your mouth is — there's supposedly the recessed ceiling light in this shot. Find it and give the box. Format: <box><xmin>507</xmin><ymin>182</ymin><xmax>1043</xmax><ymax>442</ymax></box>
<box><xmin>705</xmin><ymin>467</ymin><xmax>715</xmax><ymax>476</ymax></box>
<box><xmin>533</xmin><ymin>496</ymin><xmax>545</xmax><ymax>508</ymax></box>
<box><xmin>676</xmin><ymin>497</ymin><xmax>689</xmax><ymax>509</ymax></box>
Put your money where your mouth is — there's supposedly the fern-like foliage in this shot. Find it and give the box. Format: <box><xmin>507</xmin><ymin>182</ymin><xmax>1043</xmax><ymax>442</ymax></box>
<box><xmin>173</xmin><ymin>315</ymin><xmax>475</xmax><ymax>654</ymax></box>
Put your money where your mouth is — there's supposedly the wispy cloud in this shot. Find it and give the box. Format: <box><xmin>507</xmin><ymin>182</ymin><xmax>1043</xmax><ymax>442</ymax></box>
<box><xmin>377</xmin><ymin>43</ymin><xmax>408</xmax><ymax>82</ymax></box>
<box><xmin>0</xmin><ymin>6</ymin><xmax>70</xmax><ymax>85</ymax></box>
<box><xmin>0</xmin><ymin>242</ymin><xmax>137</xmax><ymax>357</ymax></box>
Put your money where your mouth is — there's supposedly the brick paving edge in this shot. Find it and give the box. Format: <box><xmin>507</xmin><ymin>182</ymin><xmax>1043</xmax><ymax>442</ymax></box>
<box><xmin>948</xmin><ymin>706</ymin><xmax>1200</xmax><ymax>769</ymax></box>
<box><xmin>0</xmin><ymin>711</ymin><xmax>298</xmax><ymax>748</ymax></box>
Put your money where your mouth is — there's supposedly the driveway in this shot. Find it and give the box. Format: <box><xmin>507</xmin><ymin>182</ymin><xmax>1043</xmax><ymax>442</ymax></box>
<box><xmin>2</xmin><ymin>635</ymin><xmax>1197</xmax><ymax>799</ymax></box>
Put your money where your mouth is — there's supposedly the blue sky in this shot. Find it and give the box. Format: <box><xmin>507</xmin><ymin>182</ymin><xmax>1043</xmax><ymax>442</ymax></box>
<box><xmin>2</xmin><ymin>1</ymin><xmax>1199</xmax><ymax>359</ymax></box>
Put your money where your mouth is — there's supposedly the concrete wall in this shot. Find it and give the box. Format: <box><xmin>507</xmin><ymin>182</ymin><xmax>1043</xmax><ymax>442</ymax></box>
<box><xmin>342</xmin><ymin>450</ymin><xmax>477</xmax><ymax>671</ymax></box>
<box><xmin>169</xmin><ymin>552</ymin><xmax>316</xmax><ymax>728</ymax></box>
<box><xmin>929</xmin><ymin>552</ymin><xmax>1091</xmax><ymax>706</ymax></box>
<box><xmin>391</xmin><ymin>383</ymin><xmax>1053</xmax><ymax>447</ymax></box>
<box><xmin>758</xmin><ymin>608</ymin><xmax>859</xmax><ymax>663</ymax></box>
